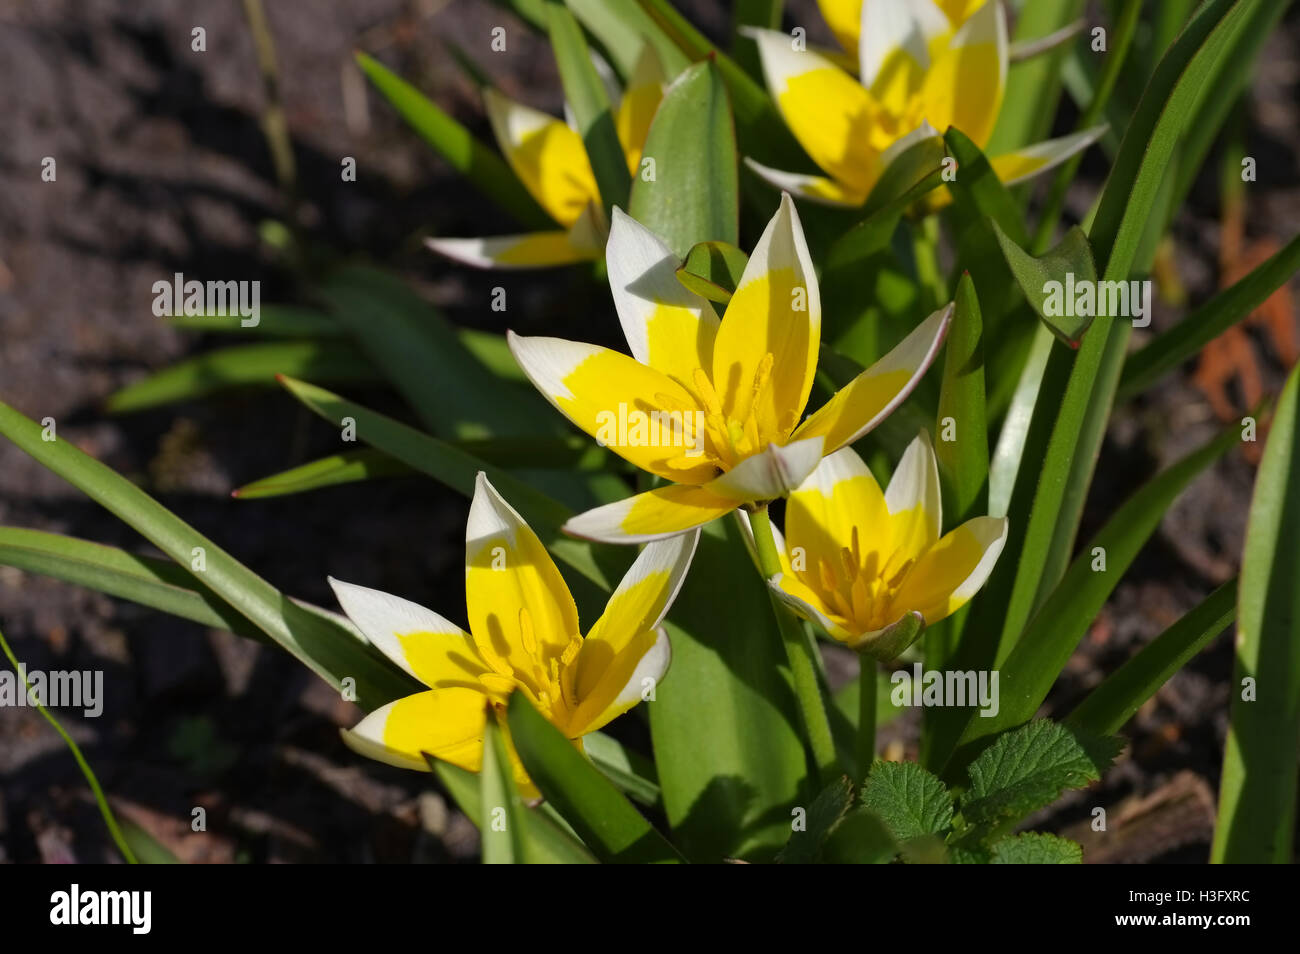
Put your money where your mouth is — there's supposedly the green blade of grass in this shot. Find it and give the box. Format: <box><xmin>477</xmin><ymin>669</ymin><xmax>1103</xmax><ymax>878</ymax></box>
<box><xmin>354</xmin><ymin>51</ymin><xmax>552</xmax><ymax>229</ymax></box>
<box><xmin>104</xmin><ymin>341</ymin><xmax>380</xmax><ymax>414</ymax></box>
<box><xmin>1213</xmin><ymin>366</ymin><xmax>1300</xmax><ymax>863</ymax></box>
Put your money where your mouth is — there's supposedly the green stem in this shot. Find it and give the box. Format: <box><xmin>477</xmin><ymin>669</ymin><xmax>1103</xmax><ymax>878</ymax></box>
<box><xmin>0</xmin><ymin>625</ymin><xmax>138</xmax><ymax>864</ymax></box>
<box><xmin>1032</xmin><ymin>0</ymin><xmax>1140</xmax><ymax>253</ymax></box>
<box><xmin>911</xmin><ymin>216</ymin><xmax>948</xmax><ymax>311</ymax></box>
<box><xmin>858</xmin><ymin>658</ymin><xmax>877</xmax><ymax>780</ymax></box>
<box><xmin>748</xmin><ymin>504</ymin><xmax>838</xmax><ymax>784</ymax></box>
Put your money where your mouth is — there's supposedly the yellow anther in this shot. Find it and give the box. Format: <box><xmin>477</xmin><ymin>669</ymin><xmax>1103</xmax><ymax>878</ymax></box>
<box><xmin>518</xmin><ymin>606</ymin><xmax>538</xmax><ymax>658</ymax></box>
<box><xmin>692</xmin><ymin>368</ymin><xmax>724</xmax><ymax>418</ymax></box>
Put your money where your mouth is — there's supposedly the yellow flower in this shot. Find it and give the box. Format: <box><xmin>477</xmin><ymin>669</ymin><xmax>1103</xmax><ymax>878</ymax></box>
<box><xmin>508</xmin><ymin>194</ymin><xmax>952</xmax><ymax>543</ymax></box>
<box><xmin>767</xmin><ymin>432</ymin><xmax>1008</xmax><ymax>659</ymax></box>
<box><xmin>426</xmin><ymin>48</ymin><xmax>664</xmax><ymax>269</ymax></box>
<box><xmin>744</xmin><ymin>0</ymin><xmax>1104</xmax><ymax>207</ymax></box>
<box><xmin>330</xmin><ymin>473</ymin><xmax>697</xmax><ymax>795</ymax></box>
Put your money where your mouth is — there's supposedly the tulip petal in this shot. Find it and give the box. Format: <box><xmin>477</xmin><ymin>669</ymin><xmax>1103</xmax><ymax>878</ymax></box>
<box><xmin>818</xmin><ymin>0</ymin><xmax>864</xmax><ymax>56</ymax></box>
<box><xmin>891</xmin><ymin>515</ymin><xmax>1008</xmax><ymax>624</ymax></box>
<box><xmin>465</xmin><ymin>473</ymin><xmax>581</xmax><ymax>673</ymax></box>
<box><xmin>884</xmin><ymin>430</ymin><xmax>943</xmax><ymax>549</ymax></box>
<box><xmin>743</xmin><ymin>158</ymin><xmax>869</xmax><ymax>207</ymax></box>
<box><xmin>425</xmin><ymin>231</ymin><xmax>592</xmax><ymax>270</ymax></box>
<box><xmin>712</xmin><ymin>193</ymin><xmax>821</xmax><ymax>437</ymax></box>
<box><xmin>342</xmin><ymin>686</ymin><xmax>488</xmax><ymax>773</ymax></box>
<box><xmin>508</xmin><ymin>332</ymin><xmax>717</xmax><ymax>484</ymax></box>
<box><xmin>919</xmin><ymin>0</ymin><xmax>1007</xmax><ymax>149</ymax></box>
<box><xmin>794</xmin><ymin>302</ymin><xmax>952</xmax><ymax>453</ymax></box>
<box><xmin>769</xmin><ymin>572</ymin><xmax>855</xmax><ymax>643</ymax></box>
<box><xmin>860</xmin><ymin>0</ymin><xmax>950</xmax><ymax>106</ymax></box>
<box><xmin>483</xmin><ymin>88</ymin><xmax>599</xmax><ymax>228</ymax></box>
<box><xmin>606</xmin><ymin>208</ymin><xmax>720</xmax><ymax>389</ymax></box>
<box><xmin>327</xmin><ymin>577</ymin><xmax>488</xmax><ymax>689</ymax></box>
<box><xmin>614</xmin><ymin>45</ymin><xmax>665</xmax><ymax>174</ymax></box>
<box><xmin>705</xmin><ymin>435</ymin><xmax>825</xmax><ymax>503</ymax></box>
<box><xmin>746</xmin><ymin>29</ymin><xmax>882</xmax><ymax>195</ymax></box>
<box><xmin>563</xmin><ymin>483</ymin><xmax>737</xmax><ymax>544</ymax></box>
<box><xmin>785</xmin><ymin>445</ymin><xmax>889</xmax><ymax>576</ymax></box>
<box><xmin>990</xmin><ymin>126</ymin><xmax>1107</xmax><ymax>186</ymax></box>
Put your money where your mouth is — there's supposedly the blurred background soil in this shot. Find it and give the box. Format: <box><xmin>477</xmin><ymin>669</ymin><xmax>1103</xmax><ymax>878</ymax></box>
<box><xmin>0</xmin><ymin>0</ymin><xmax>1297</xmax><ymax>863</ymax></box>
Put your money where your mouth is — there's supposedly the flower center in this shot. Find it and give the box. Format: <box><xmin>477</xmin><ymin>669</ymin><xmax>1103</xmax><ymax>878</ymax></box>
<box><xmin>475</xmin><ymin>606</ymin><xmax>582</xmax><ymax>724</ymax></box>
<box><xmin>809</xmin><ymin>526</ymin><xmax>914</xmax><ymax>634</ymax></box>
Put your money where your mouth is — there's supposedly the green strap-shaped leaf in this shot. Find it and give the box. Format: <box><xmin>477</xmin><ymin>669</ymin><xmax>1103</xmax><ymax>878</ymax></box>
<box><xmin>507</xmin><ymin>693</ymin><xmax>684</xmax><ymax>863</ymax></box>
<box><xmin>0</xmin><ymin>400</ymin><xmax>416</xmax><ymax>711</ymax></box>
<box><xmin>431</xmin><ymin>759</ymin><xmax>596</xmax><ymax>864</ymax></box>
<box><xmin>354</xmin><ymin>52</ymin><xmax>552</xmax><ymax>229</ymax></box>
<box><xmin>1213</xmin><ymin>365</ymin><xmax>1300</xmax><ymax>863</ymax></box>
<box><xmin>1118</xmin><ymin>231</ymin><xmax>1300</xmax><ymax>402</ymax></box>
<box><xmin>581</xmin><ymin>731</ymin><xmax>661</xmax><ymax>808</ymax></box>
<box><xmin>232</xmin><ymin>449</ymin><xmax>413</xmax><ymax>499</ymax></box>
<box><xmin>676</xmin><ymin>240</ymin><xmax>749</xmax><ymax>302</ymax></box>
<box><xmin>546</xmin><ymin>0</ymin><xmax>630</xmax><ymax>215</ymax></box>
<box><xmin>480</xmin><ymin>713</ymin><xmax>530</xmax><ymax>864</ymax></box>
<box><xmin>166</xmin><ymin>304</ymin><xmax>346</xmax><ymax>337</ymax></box>
<box><xmin>277</xmin><ymin>376</ymin><xmax>624</xmax><ymax>594</ymax></box>
<box><xmin>1067</xmin><ymin>579</ymin><xmax>1237</xmax><ymax>738</ymax></box>
<box><xmin>628</xmin><ymin>59</ymin><xmax>738</xmax><ymax>256</ymax></box>
<box><xmin>942</xmin><ymin>416</ymin><xmax>1244</xmax><ymax>770</ymax></box>
<box><xmin>565</xmin><ymin>0</ymin><xmax>691</xmax><ymax>79</ymax></box>
<box><xmin>320</xmin><ymin>267</ymin><xmax>555</xmax><ymax>439</ymax></box>
<box><xmin>935</xmin><ymin>273</ymin><xmax>989</xmax><ymax>524</ymax></box>
<box><xmin>104</xmin><ymin>341</ymin><xmax>380</xmax><ymax>414</ymax></box>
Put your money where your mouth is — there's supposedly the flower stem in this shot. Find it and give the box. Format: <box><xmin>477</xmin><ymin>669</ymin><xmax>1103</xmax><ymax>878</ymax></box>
<box><xmin>911</xmin><ymin>215</ymin><xmax>948</xmax><ymax>313</ymax></box>
<box><xmin>858</xmin><ymin>657</ymin><xmax>877</xmax><ymax>780</ymax></box>
<box><xmin>748</xmin><ymin>504</ymin><xmax>838</xmax><ymax>785</ymax></box>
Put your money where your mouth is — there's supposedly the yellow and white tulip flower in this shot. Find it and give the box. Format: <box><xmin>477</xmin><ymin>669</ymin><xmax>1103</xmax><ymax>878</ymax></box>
<box><xmin>508</xmin><ymin>194</ymin><xmax>952</xmax><ymax>544</ymax></box>
<box><xmin>745</xmin><ymin>0</ymin><xmax>1105</xmax><ymax>207</ymax></box>
<box><xmin>426</xmin><ymin>50</ymin><xmax>664</xmax><ymax>269</ymax></box>
<box><xmin>330</xmin><ymin>473</ymin><xmax>697</xmax><ymax>795</ymax></box>
<box><xmin>768</xmin><ymin>433</ymin><xmax>1008</xmax><ymax>659</ymax></box>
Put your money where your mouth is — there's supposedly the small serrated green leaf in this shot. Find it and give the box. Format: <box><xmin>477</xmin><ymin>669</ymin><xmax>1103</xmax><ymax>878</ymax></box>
<box><xmin>861</xmin><ymin>761</ymin><xmax>954</xmax><ymax>843</ymax></box>
<box><xmin>960</xmin><ymin>721</ymin><xmax>1121</xmax><ymax>836</ymax></box>
<box><xmin>990</xmin><ymin>832</ymin><xmax>1083</xmax><ymax>864</ymax></box>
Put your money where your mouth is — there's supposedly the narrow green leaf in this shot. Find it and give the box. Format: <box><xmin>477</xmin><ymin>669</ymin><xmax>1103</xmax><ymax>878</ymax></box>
<box><xmin>628</xmin><ymin>60</ymin><xmax>738</xmax><ymax>256</ymax></box>
<box><xmin>565</xmin><ymin>0</ymin><xmax>691</xmax><ymax>79</ymax></box>
<box><xmin>480</xmin><ymin>713</ymin><xmax>528</xmax><ymax>863</ymax></box>
<box><xmin>987</xmin><ymin>324</ymin><xmax>1054</xmax><ymax>517</ymax></box>
<box><xmin>277</xmin><ymin>376</ymin><xmax>623</xmax><ymax>593</ymax></box>
<box><xmin>354</xmin><ymin>51</ymin><xmax>552</xmax><ymax>229</ymax></box>
<box><xmin>232</xmin><ymin>449</ymin><xmax>412</xmax><ymax>499</ymax></box>
<box><xmin>993</xmin><ymin>223</ymin><xmax>1098</xmax><ymax>346</ymax></box>
<box><xmin>946</xmin><ymin>417</ymin><xmax>1244</xmax><ymax>768</ymax></box>
<box><xmin>776</xmin><ymin>775</ymin><xmax>854</xmax><ymax>864</ymax></box>
<box><xmin>0</xmin><ymin>399</ymin><xmax>417</xmax><ymax>711</ymax></box>
<box><xmin>676</xmin><ymin>240</ymin><xmax>748</xmax><ymax>303</ymax></box>
<box><xmin>0</xmin><ymin>528</ymin><xmax>268</xmax><ymax>643</ymax></box>
<box><xmin>120</xmin><ymin>820</ymin><xmax>182</xmax><ymax>864</ymax></box>
<box><xmin>166</xmin><ymin>304</ymin><xmax>345</xmax><ymax>337</ymax></box>
<box><xmin>1068</xmin><ymin>579</ymin><xmax>1237</xmax><ymax>737</ymax></box>
<box><xmin>547</xmin><ymin>0</ymin><xmax>630</xmax><ymax>214</ymax></box>
<box><xmin>861</xmin><ymin>761</ymin><xmax>953</xmax><ymax>844</ymax></box>
<box><xmin>320</xmin><ymin>267</ymin><xmax>554</xmax><ymax>439</ymax></box>
<box><xmin>1118</xmin><ymin>232</ymin><xmax>1300</xmax><ymax>402</ymax></box>
<box><xmin>458</xmin><ymin>328</ymin><xmax>528</xmax><ymax>383</ymax></box>
<box><xmin>990</xmin><ymin>832</ymin><xmax>1083</xmax><ymax>864</ymax></box>
<box><xmin>104</xmin><ymin>341</ymin><xmax>380</xmax><ymax>414</ymax></box>
<box><xmin>960</xmin><ymin>720</ymin><xmax>1121</xmax><ymax>836</ymax></box>
<box><xmin>507</xmin><ymin>693</ymin><xmax>684</xmax><ymax>863</ymax></box>
<box><xmin>430</xmin><ymin>759</ymin><xmax>596</xmax><ymax>863</ymax></box>
<box><xmin>730</xmin><ymin>0</ymin><xmax>782</xmax><ymax>80</ymax></box>
<box><xmin>583</xmin><ymin>731</ymin><xmax>661</xmax><ymax>808</ymax></box>
<box><xmin>1213</xmin><ymin>365</ymin><xmax>1300</xmax><ymax>863</ymax></box>
<box><xmin>936</xmin><ymin>273</ymin><xmax>989</xmax><ymax>523</ymax></box>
